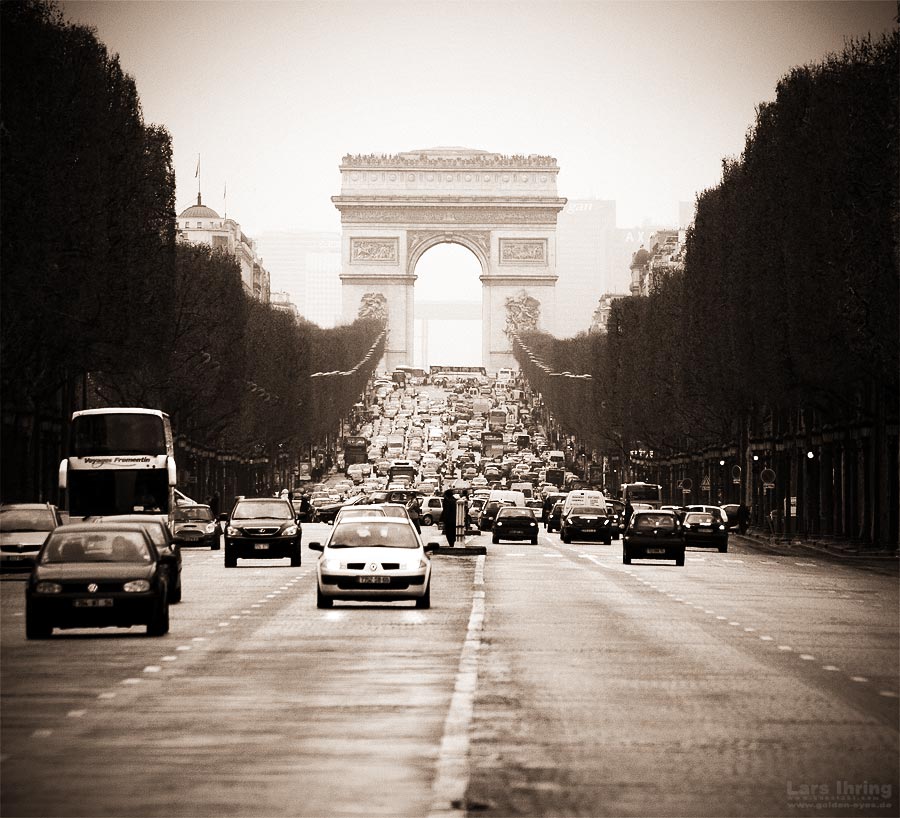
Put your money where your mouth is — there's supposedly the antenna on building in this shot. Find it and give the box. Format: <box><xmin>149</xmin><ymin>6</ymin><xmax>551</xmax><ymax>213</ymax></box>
<box><xmin>194</xmin><ymin>152</ymin><xmax>201</xmax><ymax>198</ymax></box>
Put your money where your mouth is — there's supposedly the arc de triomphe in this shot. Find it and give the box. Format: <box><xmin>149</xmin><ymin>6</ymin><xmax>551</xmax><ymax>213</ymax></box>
<box><xmin>332</xmin><ymin>148</ymin><xmax>566</xmax><ymax>372</ymax></box>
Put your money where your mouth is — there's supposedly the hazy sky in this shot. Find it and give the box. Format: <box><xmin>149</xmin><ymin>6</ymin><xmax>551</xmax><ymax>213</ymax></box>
<box><xmin>60</xmin><ymin>0</ymin><xmax>895</xmax><ymax>235</ymax></box>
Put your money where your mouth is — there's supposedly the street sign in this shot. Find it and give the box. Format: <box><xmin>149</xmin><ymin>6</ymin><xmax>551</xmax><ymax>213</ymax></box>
<box><xmin>731</xmin><ymin>465</ymin><xmax>741</xmax><ymax>484</ymax></box>
<box><xmin>680</xmin><ymin>478</ymin><xmax>693</xmax><ymax>491</ymax></box>
<box><xmin>760</xmin><ymin>468</ymin><xmax>776</xmax><ymax>489</ymax></box>
<box><xmin>700</xmin><ymin>475</ymin><xmax>711</xmax><ymax>492</ymax></box>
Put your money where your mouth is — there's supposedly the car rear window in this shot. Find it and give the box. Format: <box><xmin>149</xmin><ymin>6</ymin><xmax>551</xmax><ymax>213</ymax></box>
<box><xmin>632</xmin><ymin>514</ymin><xmax>677</xmax><ymax>531</ymax></box>
<box><xmin>684</xmin><ymin>513</ymin><xmax>715</xmax><ymax>524</ymax></box>
<box><xmin>497</xmin><ymin>508</ymin><xmax>534</xmax><ymax>520</ymax></box>
<box><xmin>174</xmin><ymin>507</ymin><xmax>213</xmax><ymax>522</ymax></box>
<box><xmin>570</xmin><ymin>506</ymin><xmax>602</xmax><ymax>515</ymax></box>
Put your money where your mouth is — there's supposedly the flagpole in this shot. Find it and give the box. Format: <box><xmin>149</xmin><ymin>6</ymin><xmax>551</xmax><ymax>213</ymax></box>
<box><xmin>195</xmin><ymin>153</ymin><xmax>200</xmax><ymax>201</ymax></box>
<box><xmin>224</xmin><ymin>181</ymin><xmax>227</xmax><ymax>219</ymax></box>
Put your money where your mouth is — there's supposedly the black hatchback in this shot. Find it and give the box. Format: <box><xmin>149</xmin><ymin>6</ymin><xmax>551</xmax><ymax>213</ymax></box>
<box><xmin>492</xmin><ymin>507</ymin><xmax>539</xmax><ymax>544</ymax></box>
<box><xmin>622</xmin><ymin>510</ymin><xmax>685</xmax><ymax>566</ymax></box>
<box><xmin>223</xmin><ymin>497</ymin><xmax>302</xmax><ymax>567</ymax></box>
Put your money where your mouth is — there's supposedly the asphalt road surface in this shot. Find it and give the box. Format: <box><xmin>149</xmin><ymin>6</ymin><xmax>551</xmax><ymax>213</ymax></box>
<box><xmin>2</xmin><ymin>529</ymin><xmax>897</xmax><ymax>817</ymax></box>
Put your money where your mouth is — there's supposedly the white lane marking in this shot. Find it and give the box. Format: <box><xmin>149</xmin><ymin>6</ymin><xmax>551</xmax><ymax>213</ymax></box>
<box><xmin>799</xmin><ymin>654</ymin><xmax>816</xmax><ymax>661</ymax></box>
<box><xmin>744</xmin><ymin>627</ymin><xmax>756</xmax><ymax>632</ymax></box>
<box><xmin>760</xmin><ymin>635</ymin><xmax>774</xmax><ymax>641</ymax></box>
<box><xmin>723</xmin><ymin>559</ymin><xmax>745</xmax><ymax>564</ymax></box>
<box><xmin>217</xmin><ymin>622</ymin><xmax>230</xmax><ymax>627</ymax></box>
<box><xmin>822</xmin><ymin>665</ymin><xmax>840</xmax><ymax>672</ymax></box>
<box><xmin>778</xmin><ymin>645</ymin><xmax>793</xmax><ymax>652</ymax></box>
<box><xmin>851</xmin><ymin>676</ymin><xmax>869</xmax><ymax>683</ymax></box>
<box><xmin>67</xmin><ymin>710</ymin><xmax>86</xmax><ymax>718</ymax></box>
<box><xmin>251</xmin><ymin>604</ymin><xmax>262</xmax><ymax>608</ymax></box>
<box><xmin>143</xmin><ymin>666</ymin><xmax>161</xmax><ymax>673</ymax></box>
<box><xmin>229</xmin><ymin>615</ymin><xmax>241</xmax><ymax>619</ymax></box>
<box><xmin>542</xmin><ymin>553</ymin><xmax>563</xmax><ymax>558</ymax></box>
<box><xmin>687</xmin><ymin>557</ymin><xmax>706</xmax><ymax>562</ymax></box>
<box><xmin>728</xmin><ymin>622</ymin><xmax>741</xmax><ymax>626</ymax></box>
<box><xmin>121</xmin><ymin>678</ymin><xmax>142</xmax><ymax>685</ymax></box>
<box><xmin>323</xmin><ymin>610</ymin><xmax>345</xmax><ymax>622</ymax></box>
<box><xmin>401</xmin><ymin>611</ymin><xmax>427</xmax><ymax>624</ymax></box>
<box><xmin>31</xmin><ymin>729</ymin><xmax>52</xmax><ymax>738</ymax></box>
<box><xmin>716</xmin><ymin>616</ymin><xmax>727</xmax><ymax>620</ymax></box>
<box><xmin>428</xmin><ymin>555</ymin><xmax>485</xmax><ymax>818</ymax></box>
<box><xmin>175</xmin><ymin>645</ymin><xmax>192</xmax><ymax>651</ymax></box>
<box><xmin>878</xmin><ymin>690</ymin><xmax>898</xmax><ymax>698</ymax></box>
<box><xmin>97</xmin><ymin>692</ymin><xmax>116</xmax><ymax>699</ymax></box>
<box><xmin>162</xmin><ymin>656</ymin><xmax>177</xmax><ymax>662</ymax></box>
<box><xmin>192</xmin><ymin>637</ymin><xmax>206</xmax><ymax>642</ymax></box>
<box><xmin>241</xmin><ymin>610</ymin><xmax>252</xmax><ymax>614</ymax></box>
<box><xmin>794</xmin><ymin>562</ymin><xmax>817</xmax><ymax>567</ymax></box>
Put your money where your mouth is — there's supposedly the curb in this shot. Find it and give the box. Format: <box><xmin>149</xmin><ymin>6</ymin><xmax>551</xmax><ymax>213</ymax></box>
<box><xmin>737</xmin><ymin>533</ymin><xmax>898</xmax><ymax>561</ymax></box>
<box><xmin>434</xmin><ymin>545</ymin><xmax>488</xmax><ymax>556</ymax></box>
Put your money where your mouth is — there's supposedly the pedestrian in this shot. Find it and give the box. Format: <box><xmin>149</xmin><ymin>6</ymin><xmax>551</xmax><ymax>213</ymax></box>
<box><xmin>208</xmin><ymin>491</ymin><xmax>221</xmax><ymax>520</ymax></box>
<box><xmin>441</xmin><ymin>488</ymin><xmax>458</xmax><ymax>547</ymax></box>
<box><xmin>406</xmin><ymin>497</ymin><xmax>421</xmax><ymax>533</ymax></box>
<box><xmin>624</xmin><ymin>499</ymin><xmax>634</xmax><ymax>527</ymax></box>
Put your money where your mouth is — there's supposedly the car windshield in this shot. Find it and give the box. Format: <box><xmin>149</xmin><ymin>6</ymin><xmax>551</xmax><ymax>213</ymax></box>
<box><xmin>632</xmin><ymin>514</ymin><xmax>676</xmax><ymax>531</ymax></box>
<box><xmin>174</xmin><ymin>507</ymin><xmax>213</xmax><ymax>522</ymax></box>
<box><xmin>328</xmin><ymin>522</ymin><xmax>419</xmax><ymax>549</ymax></box>
<box><xmin>41</xmin><ymin>530</ymin><xmax>152</xmax><ymax>563</ymax></box>
<box><xmin>685</xmin><ymin>513</ymin><xmax>715</xmax><ymax>524</ymax></box>
<box><xmin>0</xmin><ymin>508</ymin><xmax>55</xmax><ymax>532</ymax></box>
<box><xmin>570</xmin><ymin>506</ymin><xmax>600</xmax><ymax>516</ymax></box>
<box><xmin>232</xmin><ymin>501</ymin><xmax>291</xmax><ymax>520</ymax></box>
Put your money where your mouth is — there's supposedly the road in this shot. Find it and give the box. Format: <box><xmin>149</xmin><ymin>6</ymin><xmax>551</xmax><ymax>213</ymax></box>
<box><xmin>2</xmin><ymin>529</ymin><xmax>897</xmax><ymax>817</ymax></box>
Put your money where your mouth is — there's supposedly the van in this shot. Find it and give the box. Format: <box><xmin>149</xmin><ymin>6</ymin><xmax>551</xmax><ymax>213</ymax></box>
<box><xmin>546</xmin><ymin>450</ymin><xmax>565</xmax><ymax>467</ymax></box>
<box><xmin>562</xmin><ymin>490</ymin><xmax>607</xmax><ymax>516</ymax></box>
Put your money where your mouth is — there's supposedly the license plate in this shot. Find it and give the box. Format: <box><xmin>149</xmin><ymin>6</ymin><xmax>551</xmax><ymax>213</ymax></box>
<box><xmin>359</xmin><ymin>576</ymin><xmax>390</xmax><ymax>584</ymax></box>
<box><xmin>647</xmin><ymin>548</ymin><xmax>666</xmax><ymax>555</ymax></box>
<box><xmin>4</xmin><ymin>554</ymin><xmax>23</xmax><ymax>560</ymax></box>
<box><xmin>583</xmin><ymin>528</ymin><xmax>596</xmax><ymax>533</ymax></box>
<box><xmin>74</xmin><ymin>598</ymin><xmax>113</xmax><ymax>607</ymax></box>
<box><xmin>254</xmin><ymin>543</ymin><xmax>270</xmax><ymax>550</ymax></box>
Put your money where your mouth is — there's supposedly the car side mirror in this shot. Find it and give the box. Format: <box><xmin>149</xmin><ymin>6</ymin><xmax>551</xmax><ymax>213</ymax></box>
<box><xmin>308</xmin><ymin>542</ymin><xmax>324</xmax><ymax>552</ymax></box>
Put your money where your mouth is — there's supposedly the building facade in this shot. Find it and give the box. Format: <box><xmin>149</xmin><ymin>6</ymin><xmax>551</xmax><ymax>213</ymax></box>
<box><xmin>177</xmin><ymin>194</ymin><xmax>271</xmax><ymax>303</ymax></box>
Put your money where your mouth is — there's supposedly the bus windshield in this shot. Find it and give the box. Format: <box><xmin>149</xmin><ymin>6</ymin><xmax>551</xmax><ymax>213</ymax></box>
<box><xmin>71</xmin><ymin>413</ymin><xmax>167</xmax><ymax>456</ymax></box>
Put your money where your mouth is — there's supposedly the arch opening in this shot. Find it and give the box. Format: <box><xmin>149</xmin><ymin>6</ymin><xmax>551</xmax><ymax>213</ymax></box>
<box><xmin>413</xmin><ymin>243</ymin><xmax>482</xmax><ymax>370</ymax></box>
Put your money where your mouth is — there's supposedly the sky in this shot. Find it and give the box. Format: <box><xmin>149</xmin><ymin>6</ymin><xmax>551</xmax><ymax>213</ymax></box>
<box><xmin>57</xmin><ymin>0</ymin><xmax>896</xmax><ymax>363</ymax></box>
<box><xmin>59</xmin><ymin>0</ymin><xmax>895</xmax><ymax>234</ymax></box>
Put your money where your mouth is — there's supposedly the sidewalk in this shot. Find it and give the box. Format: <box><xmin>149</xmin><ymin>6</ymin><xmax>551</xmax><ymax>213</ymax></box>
<box><xmin>738</xmin><ymin>528</ymin><xmax>899</xmax><ymax>561</ymax></box>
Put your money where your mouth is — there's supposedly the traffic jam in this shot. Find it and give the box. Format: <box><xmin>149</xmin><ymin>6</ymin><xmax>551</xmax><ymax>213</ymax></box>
<box><xmin>1</xmin><ymin>366</ymin><xmax>742</xmax><ymax>638</ymax></box>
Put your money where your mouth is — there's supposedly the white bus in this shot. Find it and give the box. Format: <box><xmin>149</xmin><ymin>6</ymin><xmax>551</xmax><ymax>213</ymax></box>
<box><xmin>620</xmin><ymin>482</ymin><xmax>663</xmax><ymax>508</ymax></box>
<box><xmin>59</xmin><ymin>408</ymin><xmax>177</xmax><ymax>520</ymax></box>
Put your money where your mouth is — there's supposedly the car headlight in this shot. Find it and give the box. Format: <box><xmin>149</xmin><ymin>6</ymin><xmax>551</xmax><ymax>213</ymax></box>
<box><xmin>529</xmin><ymin>521</ymin><xmax>536</xmax><ymax>527</ymax></box>
<box><xmin>282</xmin><ymin>525</ymin><xmax>298</xmax><ymax>537</ymax></box>
<box><xmin>495</xmin><ymin>520</ymin><xmax>503</xmax><ymax>526</ymax></box>
<box><xmin>35</xmin><ymin>581</ymin><xmax>62</xmax><ymax>594</ymax></box>
<box><xmin>123</xmin><ymin>580</ymin><xmax>150</xmax><ymax>592</ymax></box>
<box><xmin>718</xmin><ymin>524</ymin><xmax>726</xmax><ymax>530</ymax></box>
<box><xmin>204</xmin><ymin>523</ymin><xmax>218</xmax><ymax>534</ymax></box>
<box><xmin>323</xmin><ymin>558</ymin><xmax>342</xmax><ymax>571</ymax></box>
<box><xmin>603</xmin><ymin>519</ymin><xmax>610</xmax><ymax>526</ymax></box>
<box><xmin>226</xmin><ymin>526</ymin><xmax>240</xmax><ymax>537</ymax></box>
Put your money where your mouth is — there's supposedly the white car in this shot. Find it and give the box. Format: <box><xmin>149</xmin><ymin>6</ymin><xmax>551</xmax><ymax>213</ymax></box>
<box><xmin>309</xmin><ymin>517</ymin><xmax>439</xmax><ymax>609</ymax></box>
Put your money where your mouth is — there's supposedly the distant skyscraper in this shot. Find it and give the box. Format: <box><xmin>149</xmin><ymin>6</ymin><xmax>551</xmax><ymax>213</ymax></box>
<box><xmin>678</xmin><ymin>200</ymin><xmax>696</xmax><ymax>230</ymax></box>
<box><xmin>254</xmin><ymin>230</ymin><xmax>342</xmax><ymax>328</ymax></box>
<box><xmin>554</xmin><ymin>200</ymin><xmax>619</xmax><ymax>337</ymax></box>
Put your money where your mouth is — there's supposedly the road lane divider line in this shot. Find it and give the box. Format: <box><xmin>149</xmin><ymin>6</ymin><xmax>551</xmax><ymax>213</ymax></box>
<box><xmin>428</xmin><ymin>554</ymin><xmax>485</xmax><ymax>818</ymax></box>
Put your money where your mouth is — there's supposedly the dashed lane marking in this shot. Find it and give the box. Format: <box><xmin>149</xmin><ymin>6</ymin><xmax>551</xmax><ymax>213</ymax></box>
<box><xmin>851</xmin><ymin>676</ymin><xmax>869</xmax><ymax>683</ymax></box>
<box><xmin>67</xmin><ymin>710</ymin><xmax>86</xmax><ymax>718</ymax></box>
<box><xmin>428</xmin><ymin>554</ymin><xmax>485</xmax><ymax>818</ymax></box>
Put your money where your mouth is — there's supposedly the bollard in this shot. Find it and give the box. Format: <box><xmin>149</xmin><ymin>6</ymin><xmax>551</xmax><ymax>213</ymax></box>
<box><xmin>454</xmin><ymin>497</ymin><xmax>466</xmax><ymax>545</ymax></box>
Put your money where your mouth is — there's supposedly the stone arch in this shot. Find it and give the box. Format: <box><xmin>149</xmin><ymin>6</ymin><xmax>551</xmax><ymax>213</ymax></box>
<box><xmin>333</xmin><ymin>148</ymin><xmax>566</xmax><ymax>371</ymax></box>
<box><xmin>406</xmin><ymin>230</ymin><xmax>490</xmax><ymax>277</ymax></box>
